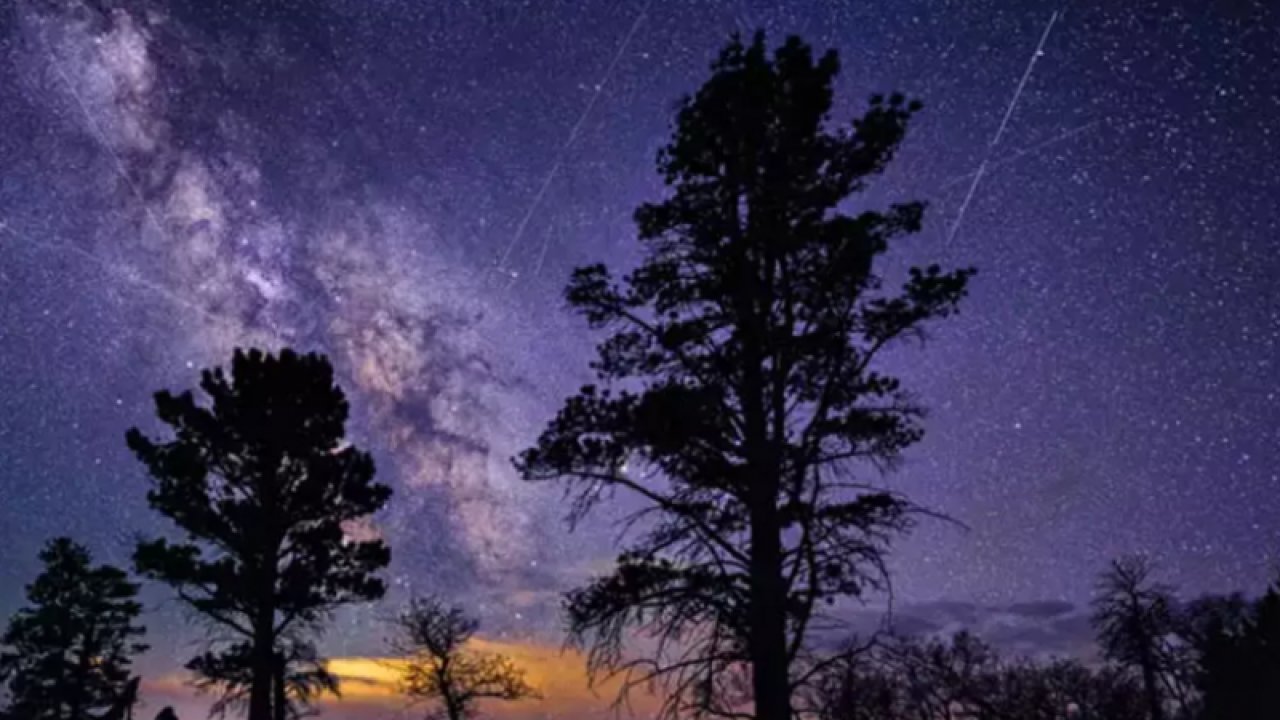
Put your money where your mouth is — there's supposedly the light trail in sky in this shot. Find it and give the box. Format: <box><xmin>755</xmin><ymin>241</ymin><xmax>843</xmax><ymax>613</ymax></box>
<box><xmin>38</xmin><ymin>29</ymin><xmax>172</xmax><ymax>250</ymax></box>
<box><xmin>496</xmin><ymin>0</ymin><xmax>653</xmax><ymax>284</ymax></box>
<box><xmin>946</xmin><ymin>9</ymin><xmax>1061</xmax><ymax>244</ymax></box>
<box><xmin>941</xmin><ymin>118</ymin><xmax>1100</xmax><ymax>190</ymax></box>
<box><xmin>0</xmin><ymin>220</ymin><xmax>228</xmax><ymax>327</ymax></box>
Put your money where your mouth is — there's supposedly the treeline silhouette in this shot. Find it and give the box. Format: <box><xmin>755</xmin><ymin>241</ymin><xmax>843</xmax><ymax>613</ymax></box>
<box><xmin>810</xmin><ymin>559</ymin><xmax>1280</xmax><ymax>720</ymax></box>
<box><xmin>6</xmin><ymin>532</ymin><xmax>1278</xmax><ymax>719</ymax></box>
<box><xmin>1</xmin><ymin>30</ymin><xmax>1273</xmax><ymax>720</ymax></box>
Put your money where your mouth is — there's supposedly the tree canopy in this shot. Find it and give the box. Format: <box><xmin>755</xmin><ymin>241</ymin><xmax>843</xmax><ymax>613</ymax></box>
<box><xmin>0</xmin><ymin>537</ymin><xmax>147</xmax><ymax>720</ymax></box>
<box><xmin>1091</xmin><ymin>556</ymin><xmax>1182</xmax><ymax>720</ymax></box>
<box><xmin>388</xmin><ymin>596</ymin><xmax>538</xmax><ymax>720</ymax></box>
<box><xmin>127</xmin><ymin>347</ymin><xmax>392</xmax><ymax>720</ymax></box>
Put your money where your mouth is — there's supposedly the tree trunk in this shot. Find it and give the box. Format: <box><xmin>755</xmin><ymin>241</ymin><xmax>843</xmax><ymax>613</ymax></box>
<box><xmin>441</xmin><ymin>680</ymin><xmax>465</xmax><ymax>720</ymax></box>
<box><xmin>736</xmin><ymin>224</ymin><xmax>790</xmax><ymax>720</ymax></box>
<box><xmin>746</xmin><ymin>423</ymin><xmax>791</xmax><ymax>720</ymax></box>
<box><xmin>445</xmin><ymin>695</ymin><xmax>465</xmax><ymax>720</ymax></box>
<box><xmin>740</xmin><ymin>266</ymin><xmax>791</xmax><ymax>720</ymax></box>
<box><xmin>1141</xmin><ymin>656</ymin><xmax>1164</xmax><ymax>720</ymax></box>
<box><xmin>252</xmin><ymin>479</ymin><xmax>282</xmax><ymax>720</ymax></box>
<box><xmin>248</xmin><ymin>603</ymin><xmax>276</xmax><ymax>720</ymax></box>
<box><xmin>273</xmin><ymin>651</ymin><xmax>287</xmax><ymax>720</ymax></box>
<box><xmin>748</xmin><ymin>493</ymin><xmax>792</xmax><ymax>720</ymax></box>
<box><xmin>69</xmin><ymin>620</ymin><xmax>97</xmax><ymax>720</ymax></box>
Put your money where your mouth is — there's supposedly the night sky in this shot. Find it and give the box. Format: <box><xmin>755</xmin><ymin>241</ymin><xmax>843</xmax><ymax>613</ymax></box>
<box><xmin>1</xmin><ymin>0</ymin><xmax>1277</xmax><ymax>716</ymax></box>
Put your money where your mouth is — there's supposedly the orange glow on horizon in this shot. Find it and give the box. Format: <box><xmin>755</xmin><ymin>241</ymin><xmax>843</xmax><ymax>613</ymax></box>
<box><xmin>145</xmin><ymin>636</ymin><xmax>663</xmax><ymax>718</ymax></box>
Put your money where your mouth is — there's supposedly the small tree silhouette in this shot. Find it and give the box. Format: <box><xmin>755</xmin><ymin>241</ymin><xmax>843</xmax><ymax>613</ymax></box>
<box><xmin>0</xmin><ymin>537</ymin><xmax>148</xmax><ymax>720</ymax></box>
<box><xmin>1091</xmin><ymin>556</ymin><xmax>1179</xmax><ymax>720</ymax></box>
<box><xmin>388</xmin><ymin>596</ymin><xmax>538</xmax><ymax>720</ymax></box>
<box><xmin>127</xmin><ymin>348</ymin><xmax>392</xmax><ymax>720</ymax></box>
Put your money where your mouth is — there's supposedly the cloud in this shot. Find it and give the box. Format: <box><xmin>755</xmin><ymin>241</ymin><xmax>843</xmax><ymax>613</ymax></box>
<box><xmin>1004</xmin><ymin>600</ymin><xmax>1076</xmax><ymax>619</ymax></box>
<box><xmin>835</xmin><ymin>600</ymin><xmax>1097</xmax><ymax>660</ymax></box>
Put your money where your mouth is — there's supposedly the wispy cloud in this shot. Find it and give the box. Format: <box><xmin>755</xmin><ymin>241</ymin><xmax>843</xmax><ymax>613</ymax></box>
<box><xmin>834</xmin><ymin>600</ymin><xmax>1098</xmax><ymax>661</ymax></box>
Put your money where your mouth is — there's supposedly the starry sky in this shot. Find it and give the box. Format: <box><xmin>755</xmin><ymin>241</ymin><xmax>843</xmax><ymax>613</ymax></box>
<box><xmin>0</xmin><ymin>0</ymin><xmax>1277</xmax><ymax>716</ymax></box>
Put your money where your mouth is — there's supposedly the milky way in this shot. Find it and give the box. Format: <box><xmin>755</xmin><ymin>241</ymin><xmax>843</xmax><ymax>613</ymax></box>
<box><xmin>1</xmin><ymin>0</ymin><xmax>1278</xmax><ymax>713</ymax></box>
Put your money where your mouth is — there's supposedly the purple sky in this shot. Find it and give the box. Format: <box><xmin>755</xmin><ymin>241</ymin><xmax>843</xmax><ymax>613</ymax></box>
<box><xmin>1</xmin><ymin>0</ymin><xmax>1277</xmax><ymax>713</ymax></box>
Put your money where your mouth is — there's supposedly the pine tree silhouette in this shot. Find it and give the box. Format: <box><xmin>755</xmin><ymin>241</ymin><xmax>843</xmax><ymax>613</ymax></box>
<box><xmin>516</xmin><ymin>31</ymin><xmax>973</xmax><ymax>720</ymax></box>
<box><xmin>127</xmin><ymin>348</ymin><xmax>391</xmax><ymax>720</ymax></box>
<box><xmin>0</xmin><ymin>538</ymin><xmax>147</xmax><ymax>720</ymax></box>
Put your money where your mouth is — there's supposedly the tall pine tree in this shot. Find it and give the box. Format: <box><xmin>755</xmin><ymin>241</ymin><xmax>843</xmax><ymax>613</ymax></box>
<box><xmin>127</xmin><ymin>348</ymin><xmax>391</xmax><ymax>720</ymax></box>
<box><xmin>0</xmin><ymin>537</ymin><xmax>147</xmax><ymax>720</ymax></box>
<box><xmin>516</xmin><ymin>32</ymin><xmax>972</xmax><ymax>720</ymax></box>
